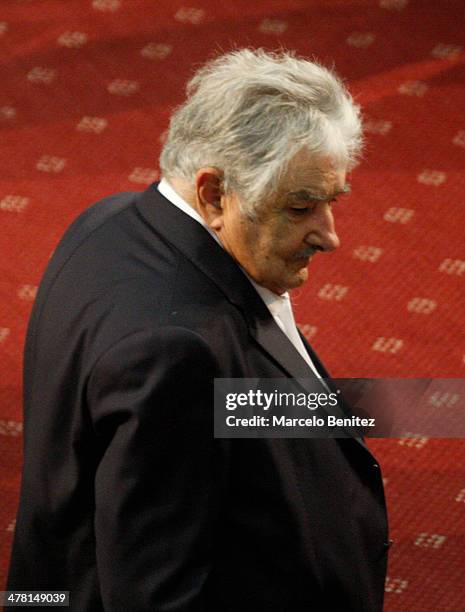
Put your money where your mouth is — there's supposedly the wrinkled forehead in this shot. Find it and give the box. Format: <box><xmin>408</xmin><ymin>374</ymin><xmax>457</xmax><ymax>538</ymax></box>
<box><xmin>280</xmin><ymin>152</ymin><xmax>348</xmax><ymax>199</ymax></box>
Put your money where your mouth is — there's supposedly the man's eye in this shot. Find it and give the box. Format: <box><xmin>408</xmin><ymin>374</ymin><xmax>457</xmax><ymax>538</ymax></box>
<box><xmin>289</xmin><ymin>207</ymin><xmax>310</xmax><ymax>215</ymax></box>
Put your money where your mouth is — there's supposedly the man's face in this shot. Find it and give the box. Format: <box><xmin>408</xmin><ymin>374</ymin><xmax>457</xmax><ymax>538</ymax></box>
<box><xmin>217</xmin><ymin>151</ymin><xmax>348</xmax><ymax>295</ymax></box>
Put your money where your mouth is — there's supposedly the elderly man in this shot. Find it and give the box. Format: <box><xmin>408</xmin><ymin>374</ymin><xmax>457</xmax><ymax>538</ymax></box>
<box><xmin>8</xmin><ymin>49</ymin><xmax>389</xmax><ymax>611</ymax></box>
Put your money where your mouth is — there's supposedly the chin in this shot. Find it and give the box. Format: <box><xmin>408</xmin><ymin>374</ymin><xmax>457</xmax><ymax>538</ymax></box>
<box><xmin>282</xmin><ymin>271</ymin><xmax>308</xmax><ymax>291</ymax></box>
<box><xmin>264</xmin><ymin>265</ymin><xmax>309</xmax><ymax>294</ymax></box>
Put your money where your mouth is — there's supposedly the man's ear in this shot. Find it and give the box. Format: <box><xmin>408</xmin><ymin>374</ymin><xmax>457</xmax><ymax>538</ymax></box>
<box><xmin>195</xmin><ymin>168</ymin><xmax>224</xmax><ymax>230</ymax></box>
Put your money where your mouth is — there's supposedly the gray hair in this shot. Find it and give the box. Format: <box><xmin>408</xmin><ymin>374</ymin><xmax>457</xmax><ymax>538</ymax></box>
<box><xmin>159</xmin><ymin>48</ymin><xmax>362</xmax><ymax>217</ymax></box>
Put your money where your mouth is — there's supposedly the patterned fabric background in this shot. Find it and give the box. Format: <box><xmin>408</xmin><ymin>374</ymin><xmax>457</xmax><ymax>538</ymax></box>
<box><xmin>0</xmin><ymin>0</ymin><xmax>464</xmax><ymax>609</ymax></box>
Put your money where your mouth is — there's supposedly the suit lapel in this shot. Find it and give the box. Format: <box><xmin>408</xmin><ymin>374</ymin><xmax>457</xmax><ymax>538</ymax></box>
<box><xmin>299</xmin><ymin>331</ymin><xmax>369</xmax><ymax>448</ymax></box>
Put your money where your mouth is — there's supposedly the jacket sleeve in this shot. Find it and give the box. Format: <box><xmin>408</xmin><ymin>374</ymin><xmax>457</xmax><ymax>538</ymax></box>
<box><xmin>87</xmin><ymin>325</ymin><xmax>228</xmax><ymax>611</ymax></box>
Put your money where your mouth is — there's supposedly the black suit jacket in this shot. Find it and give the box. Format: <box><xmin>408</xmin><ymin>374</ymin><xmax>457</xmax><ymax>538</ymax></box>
<box><xmin>8</xmin><ymin>184</ymin><xmax>389</xmax><ymax>611</ymax></box>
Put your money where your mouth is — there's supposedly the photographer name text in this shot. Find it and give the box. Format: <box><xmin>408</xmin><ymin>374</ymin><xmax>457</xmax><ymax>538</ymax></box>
<box><xmin>225</xmin><ymin>415</ymin><xmax>376</xmax><ymax>428</ymax></box>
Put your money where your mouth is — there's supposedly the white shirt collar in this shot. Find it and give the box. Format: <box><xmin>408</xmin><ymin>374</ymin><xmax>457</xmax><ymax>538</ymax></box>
<box><xmin>245</xmin><ymin>275</ymin><xmax>290</xmax><ymax>313</ymax></box>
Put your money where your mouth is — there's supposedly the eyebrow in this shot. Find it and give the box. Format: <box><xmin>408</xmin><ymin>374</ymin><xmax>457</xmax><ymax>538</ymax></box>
<box><xmin>289</xmin><ymin>183</ymin><xmax>351</xmax><ymax>202</ymax></box>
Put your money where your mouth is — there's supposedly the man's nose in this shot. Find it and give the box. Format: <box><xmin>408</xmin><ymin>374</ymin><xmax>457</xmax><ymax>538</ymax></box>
<box><xmin>304</xmin><ymin>202</ymin><xmax>340</xmax><ymax>252</ymax></box>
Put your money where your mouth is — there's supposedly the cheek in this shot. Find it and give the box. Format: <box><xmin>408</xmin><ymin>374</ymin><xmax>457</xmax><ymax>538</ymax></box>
<box><xmin>231</xmin><ymin>218</ymin><xmax>258</xmax><ymax>255</ymax></box>
<box><xmin>258</xmin><ymin>235</ymin><xmax>285</xmax><ymax>264</ymax></box>
<box><xmin>270</xmin><ymin>226</ymin><xmax>303</xmax><ymax>259</ymax></box>
<box><xmin>265</xmin><ymin>220</ymin><xmax>290</xmax><ymax>247</ymax></box>
<box><xmin>243</xmin><ymin>220</ymin><xmax>300</xmax><ymax>269</ymax></box>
